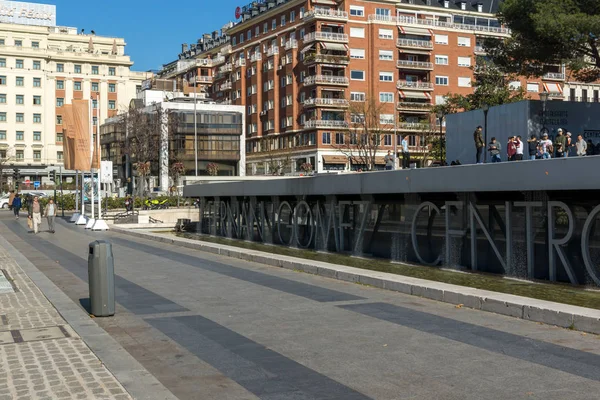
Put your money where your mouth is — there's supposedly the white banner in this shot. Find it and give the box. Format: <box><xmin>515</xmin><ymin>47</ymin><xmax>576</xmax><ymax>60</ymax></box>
<box><xmin>100</xmin><ymin>161</ymin><xmax>113</xmax><ymax>183</ymax></box>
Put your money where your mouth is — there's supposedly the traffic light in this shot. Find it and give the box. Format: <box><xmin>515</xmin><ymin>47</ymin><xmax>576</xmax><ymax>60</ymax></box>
<box><xmin>50</xmin><ymin>170</ymin><xmax>57</xmax><ymax>182</ymax></box>
<box><xmin>13</xmin><ymin>169</ymin><xmax>20</xmax><ymax>190</ymax></box>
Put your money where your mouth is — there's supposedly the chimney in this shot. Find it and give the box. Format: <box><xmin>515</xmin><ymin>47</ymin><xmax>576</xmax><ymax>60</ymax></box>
<box><xmin>181</xmin><ymin>43</ymin><xmax>188</xmax><ymax>53</ymax></box>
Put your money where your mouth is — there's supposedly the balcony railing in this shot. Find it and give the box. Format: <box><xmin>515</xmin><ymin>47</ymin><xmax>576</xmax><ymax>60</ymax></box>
<box><xmin>285</xmin><ymin>39</ymin><xmax>298</xmax><ymax>50</ymax></box>
<box><xmin>220</xmin><ymin>81</ymin><xmax>232</xmax><ymax>91</ymax></box>
<box><xmin>397</xmin><ymin>60</ymin><xmax>434</xmax><ymax>70</ymax></box>
<box><xmin>266</xmin><ymin>46</ymin><xmax>279</xmax><ymax>57</ymax></box>
<box><xmin>303</xmin><ymin>31</ymin><xmax>349</xmax><ymax>43</ymax></box>
<box><xmin>304</xmin><ymin>75</ymin><xmax>349</xmax><ymax>86</ymax></box>
<box><xmin>303</xmin><ymin>9</ymin><xmax>348</xmax><ymax>21</ymax></box>
<box><xmin>235</xmin><ymin>58</ymin><xmax>246</xmax><ymax>68</ymax></box>
<box><xmin>397</xmin><ymin>102</ymin><xmax>432</xmax><ymax>111</ymax></box>
<box><xmin>304</xmin><ymin>54</ymin><xmax>350</xmax><ymax>65</ymax></box>
<box><xmin>250</xmin><ymin>52</ymin><xmax>262</xmax><ymax>63</ymax></box>
<box><xmin>544</xmin><ymin>72</ymin><xmax>565</xmax><ymax>80</ymax></box>
<box><xmin>196</xmin><ymin>76</ymin><xmax>213</xmax><ymax>83</ymax></box>
<box><xmin>303</xmin><ymin>98</ymin><xmax>349</xmax><ymax>107</ymax></box>
<box><xmin>474</xmin><ymin>45</ymin><xmax>486</xmax><ymax>54</ymax></box>
<box><xmin>398</xmin><ymin>122</ymin><xmax>431</xmax><ymax>131</ymax></box>
<box><xmin>396</xmin><ymin>80</ymin><xmax>434</xmax><ymax>90</ymax></box>
<box><xmin>369</xmin><ymin>14</ymin><xmax>511</xmax><ymax>35</ymax></box>
<box><xmin>219</xmin><ymin>63</ymin><xmax>233</xmax><ymax>73</ymax></box>
<box><xmin>303</xmin><ymin>120</ymin><xmax>349</xmax><ymax>129</ymax></box>
<box><xmin>396</xmin><ymin>38</ymin><xmax>433</xmax><ymax>49</ymax></box>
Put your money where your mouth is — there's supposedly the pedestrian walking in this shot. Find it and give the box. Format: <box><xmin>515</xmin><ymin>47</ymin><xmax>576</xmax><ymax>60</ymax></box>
<box><xmin>527</xmin><ymin>135</ymin><xmax>538</xmax><ymax>160</ymax></box>
<box><xmin>474</xmin><ymin>126</ymin><xmax>484</xmax><ymax>164</ymax></box>
<box><xmin>28</xmin><ymin>196</ymin><xmax>43</xmax><ymax>234</ymax></box>
<box><xmin>7</xmin><ymin>190</ymin><xmax>15</xmax><ymax>211</ymax></box>
<box><xmin>507</xmin><ymin>136</ymin><xmax>517</xmax><ymax>161</ymax></box>
<box><xmin>515</xmin><ymin>136</ymin><xmax>524</xmax><ymax>160</ymax></box>
<box><xmin>401</xmin><ymin>135</ymin><xmax>410</xmax><ymax>169</ymax></box>
<box><xmin>554</xmin><ymin>128</ymin><xmax>565</xmax><ymax>158</ymax></box>
<box><xmin>384</xmin><ymin>150</ymin><xmax>395</xmax><ymax>171</ymax></box>
<box><xmin>576</xmin><ymin>134</ymin><xmax>587</xmax><ymax>156</ymax></box>
<box><xmin>564</xmin><ymin>132</ymin><xmax>573</xmax><ymax>157</ymax></box>
<box><xmin>12</xmin><ymin>194</ymin><xmax>21</xmax><ymax>219</ymax></box>
<box><xmin>44</xmin><ymin>198</ymin><xmax>57</xmax><ymax>233</ymax></box>
<box><xmin>539</xmin><ymin>133</ymin><xmax>553</xmax><ymax>159</ymax></box>
<box><xmin>488</xmin><ymin>137</ymin><xmax>502</xmax><ymax>163</ymax></box>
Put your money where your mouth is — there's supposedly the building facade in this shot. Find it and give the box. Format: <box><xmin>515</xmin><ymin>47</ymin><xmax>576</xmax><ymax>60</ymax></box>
<box><xmin>0</xmin><ymin>1</ymin><xmax>151</xmax><ymax>176</ymax></box>
<box><xmin>157</xmin><ymin>0</ymin><xmax>575</xmax><ymax>174</ymax></box>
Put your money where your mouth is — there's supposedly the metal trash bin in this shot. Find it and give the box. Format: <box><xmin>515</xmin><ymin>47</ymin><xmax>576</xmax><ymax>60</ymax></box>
<box><xmin>88</xmin><ymin>240</ymin><xmax>115</xmax><ymax>317</ymax></box>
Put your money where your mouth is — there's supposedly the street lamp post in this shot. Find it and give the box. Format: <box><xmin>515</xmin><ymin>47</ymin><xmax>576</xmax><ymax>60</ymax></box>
<box><xmin>482</xmin><ymin>103</ymin><xmax>489</xmax><ymax>163</ymax></box>
<box><xmin>539</xmin><ymin>91</ymin><xmax>550</xmax><ymax>136</ymax></box>
<box><xmin>435</xmin><ymin>110</ymin><xmax>445</xmax><ymax>165</ymax></box>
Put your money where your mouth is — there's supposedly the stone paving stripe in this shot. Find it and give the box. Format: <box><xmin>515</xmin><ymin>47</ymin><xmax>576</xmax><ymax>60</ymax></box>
<box><xmin>148</xmin><ymin>315</ymin><xmax>372</xmax><ymax>400</ymax></box>
<box><xmin>10</xmin><ymin>330</ymin><xmax>23</xmax><ymax>343</ymax></box>
<box><xmin>113</xmin><ymin>236</ymin><xmax>364</xmax><ymax>303</ymax></box>
<box><xmin>339</xmin><ymin>302</ymin><xmax>600</xmax><ymax>382</ymax></box>
<box><xmin>1</xmin><ymin>315</ymin><xmax>8</xmax><ymax>326</ymax></box>
<box><xmin>4</xmin><ymin>220</ymin><xmax>188</xmax><ymax>316</ymax></box>
<box><xmin>58</xmin><ymin>325</ymin><xmax>71</xmax><ymax>338</ymax></box>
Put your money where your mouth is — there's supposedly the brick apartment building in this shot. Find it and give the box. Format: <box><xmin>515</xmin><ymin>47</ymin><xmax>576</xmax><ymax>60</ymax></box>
<box><xmin>156</xmin><ymin>0</ymin><xmax>578</xmax><ymax>174</ymax></box>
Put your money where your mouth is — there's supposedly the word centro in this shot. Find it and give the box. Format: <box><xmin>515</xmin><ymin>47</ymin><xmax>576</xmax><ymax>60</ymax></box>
<box><xmin>199</xmin><ymin>199</ymin><xmax>600</xmax><ymax>287</ymax></box>
<box><xmin>0</xmin><ymin>6</ymin><xmax>54</xmax><ymax>21</ymax></box>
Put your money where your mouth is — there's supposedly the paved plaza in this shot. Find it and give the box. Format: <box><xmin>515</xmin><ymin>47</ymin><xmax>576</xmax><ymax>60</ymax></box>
<box><xmin>1</xmin><ymin>212</ymin><xmax>600</xmax><ymax>399</ymax></box>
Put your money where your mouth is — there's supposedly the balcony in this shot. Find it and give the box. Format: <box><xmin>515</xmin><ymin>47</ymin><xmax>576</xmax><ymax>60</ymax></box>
<box><xmin>303</xmin><ymin>9</ymin><xmax>348</xmax><ymax>21</ymax></box>
<box><xmin>303</xmin><ymin>98</ymin><xmax>349</xmax><ymax>108</ymax></box>
<box><xmin>303</xmin><ymin>120</ymin><xmax>349</xmax><ymax>129</ymax></box>
<box><xmin>219</xmin><ymin>63</ymin><xmax>233</xmax><ymax>73</ymax></box>
<box><xmin>474</xmin><ymin>45</ymin><xmax>486</xmax><ymax>55</ymax></box>
<box><xmin>222</xmin><ymin>44</ymin><xmax>232</xmax><ymax>54</ymax></box>
<box><xmin>220</xmin><ymin>81</ymin><xmax>232</xmax><ymax>91</ymax></box>
<box><xmin>303</xmin><ymin>32</ymin><xmax>349</xmax><ymax>44</ymax></box>
<box><xmin>235</xmin><ymin>58</ymin><xmax>246</xmax><ymax>68</ymax></box>
<box><xmin>544</xmin><ymin>72</ymin><xmax>565</xmax><ymax>81</ymax></box>
<box><xmin>398</xmin><ymin>122</ymin><xmax>431</xmax><ymax>131</ymax></box>
<box><xmin>397</xmin><ymin>60</ymin><xmax>434</xmax><ymax>70</ymax></box>
<box><xmin>196</xmin><ymin>76</ymin><xmax>213</xmax><ymax>83</ymax></box>
<box><xmin>250</xmin><ymin>53</ymin><xmax>262</xmax><ymax>63</ymax></box>
<box><xmin>304</xmin><ymin>54</ymin><xmax>350</xmax><ymax>65</ymax></box>
<box><xmin>285</xmin><ymin>39</ymin><xmax>298</xmax><ymax>50</ymax></box>
<box><xmin>304</xmin><ymin>75</ymin><xmax>349</xmax><ymax>86</ymax></box>
<box><xmin>396</xmin><ymin>80</ymin><xmax>434</xmax><ymax>90</ymax></box>
<box><xmin>397</xmin><ymin>102</ymin><xmax>432</xmax><ymax>112</ymax></box>
<box><xmin>396</xmin><ymin>38</ymin><xmax>433</xmax><ymax>50</ymax></box>
<box><xmin>266</xmin><ymin>46</ymin><xmax>279</xmax><ymax>57</ymax></box>
<box><xmin>368</xmin><ymin>15</ymin><xmax>511</xmax><ymax>35</ymax></box>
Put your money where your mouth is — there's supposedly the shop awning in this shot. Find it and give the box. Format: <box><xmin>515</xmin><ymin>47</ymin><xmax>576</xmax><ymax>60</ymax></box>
<box><xmin>543</xmin><ymin>82</ymin><xmax>563</xmax><ymax>94</ymax></box>
<box><xmin>323</xmin><ymin>155</ymin><xmax>348</xmax><ymax>164</ymax></box>
<box><xmin>398</xmin><ymin>26</ymin><xmax>432</xmax><ymax>36</ymax></box>
<box><xmin>399</xmin><ymin>90</ymin><xmax>430</xmax><ymax>99</ymax></box>
<box><xmin>313</xmin><ymin>0</ymin><xmax>337</xmax><ymax>4</ymax></box>
<box><xmin>301</xmin><ymin>43</ymin><xmax>316</xmax><ymax>54</ymax></box>
<box><xmin>350</xmin><ymin>156</ymin><xmax>368</xmax><ymax>165</ymax></box>
<box><xmin>374</xmin><ymin>156</ymin><xmax>387</xmax><ymax>165</ymax></box>
<box><xmin>321</xmin><ymin>42</ymin><xmax>348</xmax><ymax>51</ymax></box>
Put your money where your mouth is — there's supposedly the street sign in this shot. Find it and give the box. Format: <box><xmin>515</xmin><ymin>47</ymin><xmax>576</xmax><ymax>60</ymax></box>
<box><xmin>100</xmin><ymin>161</ymin><xmax>113</xmax><ymax>183</ymax></box>
<box><xmin>25</xmin><ymin>179</ymin><xmax>30</xmax><ymax>184</ymax></box>
<box><xmin>33</xmin><ymin>181</ymin><xmax>40</xmax><ymax>189</ymax></box>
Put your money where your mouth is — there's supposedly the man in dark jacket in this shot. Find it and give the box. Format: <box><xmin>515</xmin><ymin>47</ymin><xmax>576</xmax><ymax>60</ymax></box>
<box><xmin>12</xmin><ymin>194</ymin><xmax>22</xmax><ymax>219</ymax></box>
<box><xmin>474</xmin><ymin>126</ymin><xmax>484</xmax><ymax>164</ymax></box>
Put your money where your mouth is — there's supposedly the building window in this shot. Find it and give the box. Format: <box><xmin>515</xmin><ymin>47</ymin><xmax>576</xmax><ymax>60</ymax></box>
<box><xmin>92</xmin><ymin>65</ymin><xmax>99</xmax><ymax>74</ymax></box>
<box><xmin>33</xmin><ymin>150</ymin><xmax>41</xmax><ymax>161</ymax></box>
<box><xmin>56</xmin><ymin>63</ymin><xmax>64</xmax><ymax>72</ymax></box>
<box><xmin>56</xmin><ymin>133</ymin><xmax>63</xmax><ymax>143</ymax></box>
<box><xmin>435</xmin><ymin>55</ymin><xmax>448</xmax><ymax>65</ymax></box>
<box><xmin>56</xmin><ymin>80</ymin><xmax>64</xmax><ymax>89</ymax></box>
<box><xmin>0</xmin><ymin>76</ymin><xmax>5</xmax><ymax>85</ymax></box>
<box><xmin>384</xmin><ymin>134</ymin><xmax>392</xmax><ymax>146</ymax></box>
<box><xmin>379</xmin><ymin>50</ymin><xmax>393</xmax><ymax>60</ymax></box>
<box><xmin>379</xmin><ymin>72</ymin><xmax>394</xmax><ymax>82</ymax></box>
<box><xmin>109</xmin><ymin>67</ymin><xmax>116</xmax><ymax>76</ymax></box>
<box><xmin>281</xmin><ymin>15</ymin><xmax>286</xmax><ymax>26</ymax></box>
<box><xmin>31</xmin><ymin>41</ymin><xmax>39</xmax><ymax>48</ymax></box>
<box><xmin>33</xmin><ymin>77</ymin><xmax>41</xmax><ymax>87</ymax></box>
<box><xmin>108</xmin><ymin>83</ymin><xmax>116</xmax><ymax>92</ymax></box>
<box><xmin>16</xmin><ymin>59</ymin><xmax>23</xmax><ymax>69</ymax></box>
<box><xmin>16</xmin><ymin>131</ymin><xmax>24</xmax><ymax>140</ymax></box>
<box><xmin>0</xmin><ymin>94</ymin><xmax>4</xmax><ymax>103</ymax></box>
<box><xmin>92</xmin><ymin>99</ymin><xmax>98</xmax><ymax>109</ymax></box>
<box><xmin>458</xmin><ymin>56</ymin><xmax>471</xmax><ymax>67</ymax></box>
<box><xmin>350</xmin><ymin>48</ymin><xmax>365</xmax><ymax>59</ymax></box>
<box><xmin>380</xmin><ymin>92</ymin><xmax>394</xmax><ymax>103</ymax></box>
<box><xmin>14</xmin><ymin>40</ymin><xmax>22</xmax><ymax>47</ymax></box>
<box><xmin>435</xmin><ymin>76</ymin><xmax>449</xmax><ymax>86</ymax></box>
<box><xmin>0</xmin><ymin>112</ymin><xmax>5</xmax><ymax>121</ymax></box>
<box><xmin>322</xmin><ymin>132</ymin><xmax>331</xmax><ymax>144</ymax></box>
<box><xmin>16</xmin><ymin>150</ymin><xmax>24</xmax><ymax>160</ymax></box>
<box><xmin>350</xmin><ymin>27</ymin><xmax>365</xmax><ymax>38</ymax></box>
<box><xmin>74</xmin><ymin>81</ymin><xmax>81</xmax><ymax>91</ymax></box>
<box><xmin>379</xmin><ymin>29</ymin><xmax>393</xmax><ymax>40</ymax></box>
<box><xmin>335</xmin><ymin>132</ymin><xmax>345</xmax><ymax>144</ymax></box>
<box><xmin>380</xmin><ymin>114</ymin><xmax>394</xmax><ymax>124</ymax></box>
<box><xmin>16</xmin><ymin>77</ymin><xmax>23</xmax><ymax>86</ymax></box>
<box><xmin>458</xmin><ymin>36</ymin><xmax>471</xmax><ymax>47</ymax></box>
<box><xmin>527</xmin><ymin>83</ymin><xmax>539</xmax><ymax>92</ymax></box>
<box><xmin>16</xmin><ymin>113</ymin><xmax>24</xmax><ymax>122</ymax></box>
<box><xmin>350</xmin><ymin>70</ymin><xmax>365</xmax><ymax>80</ymax></box>
<box><xmin>16</xmin><ymin>95</ymin><xmax>24</xmax><ymax>104</ymax></box>
<box><xmin>0</xmin><ymin>58</ymin><xmax>4</xmax><ymax>67</ymax></box>
<box><xmin>350</xmin><ymin>92</ymin><xmax>366</xmax><ymax>102</ymax></box>
<box><xmin>56</xmin><ymin>98</ymin><xmax>64</xmax><ymax>107</ymax></box>
<box><xmin>290</xmin><ymin>10</ymin><xmax>295</xmax><ymax>22</ymax></box>
<box><xmin>75</xmin><ymin>64</ymin><xmax>82</xmax><ymax>73</ymax></box>
<box><xmin>33</xmin><ymin>131</ymin><xmax>41</xmax><ymax>141</ymax></box>
<box><xmin>33</xmin><ymin>60</ymin><xmax>41</xmax><ymax>70</ymax></box>
<box><xmin>435</xmin><ymin>34</ymin><xmax>448</xmax><ymax>45</ymax></box>
<box><xmin>92</xmin><ymin>82</ymin><xmax>99</xmax><ymax>92</ymax></box>
<box><xmin>108</xmin><ymin>100</ymin><xmax>116</xmax><ymax>110</ymax></box>
<box><xmin>350</xmin><ymin>5</ymin><xmax>364</xmax><ymax>16</ymax></box>
<box><xmin>93</xmin><ymin>117</ymin><xmax>97</xmax><ymax>126</ymax></box>
<box><xmin>33</xmin><ymin>113</ymin><xmax>41</xmax><ymax>123</ymax></box>
<box><xmin>0</xmin><ymin>130</ymin><xmax>5</xmax><ymax>140</ymax></box>
<box><xmin>263</xmin><ymin>23</ymin><xmax>268</xmax><ymax>34</ymax></box>
<box><xmin>458</xmin><ymin>77</ymin><xmax>471</xmax><ymax>87</ymax></box>
<box><xmin>57</xmin><ymin>151</ymin><xmax>63</xmax><ymax>161</ymax></box>
<box><xmin>56</xmin><ymin>115</ymin><xmax>62</xmax><ymax>124</ymax></box>
<box><xmin>33</xmin><ymin>95</ymin><xmax>41</xmax><ymax>105</ymax></box>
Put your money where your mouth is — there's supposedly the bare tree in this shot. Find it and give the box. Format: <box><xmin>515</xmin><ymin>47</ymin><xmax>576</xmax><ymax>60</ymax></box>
<box><xmin>256</xmin><ymin>135</ymin><xmax>295</xmax><ymax>175</ymax></box>
<box><xmin>0</xmin><ymin>147</ymin><xmax>14</xmax><ymax>193</ymax></box>
<box><xmin>333</xmin><ymin>99</ymin><xmax>394</xmax><ymax>171</ymax></box>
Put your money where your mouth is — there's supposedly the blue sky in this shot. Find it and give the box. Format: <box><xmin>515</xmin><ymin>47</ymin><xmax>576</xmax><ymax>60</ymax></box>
<box><xmin>37</xmin><ymin>0</ymin><xmax>245</xmax><ymax>71</ymax></box>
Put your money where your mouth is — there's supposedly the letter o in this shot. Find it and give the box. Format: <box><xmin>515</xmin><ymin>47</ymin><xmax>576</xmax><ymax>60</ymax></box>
<box><xmin>276</xmin><ymin>201</ymin><xmax>294</xmax><ymax>246</ymax></box>
<box><xmin>581</xmin><ymin>205</ymin><xmax>600</xmax><ymax>287</ymax></box>
<box><xmin>411</xmin><ymin>202</ymin><xmax>443</xmax><ymax>266</ymax></box>
<box><xmin>294</xmin><ymin>201</ymin><xmax>314</xmax><ymax>248</ymax></box>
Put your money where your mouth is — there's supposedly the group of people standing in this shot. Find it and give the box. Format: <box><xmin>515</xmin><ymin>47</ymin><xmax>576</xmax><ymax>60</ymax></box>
<box><xmin>7</xmin><ymin>191</ymin><xmax>57</xmax><ymax>234</ymax></box>
<box><xmin>474</xmin><ymin>126</ymin><xmax>592</xmax><ymax>163</ymax></box>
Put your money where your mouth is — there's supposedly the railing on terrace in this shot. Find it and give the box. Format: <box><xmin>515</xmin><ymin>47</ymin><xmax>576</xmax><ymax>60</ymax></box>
<box><xmin>196</xmin><ymin>76</ymin><xmax>213</xmax><ymax>83</ymax></box>
<box><xmin>397</xmin><ymin>60</ymin><xmax>434</xmax><ymax>69</ymax></box>
<box><xmin>303</xmin><ymin>98</ymin><xmax>349</xmax><ymax>107</ymax></box>
<box><xmin>304</xmin><ymin>75</ymin><xmax>349</xmax><ymax>85</ymax></box>
<box><xmin>303</xmin><ymin>9</ymin><xmax>348</xmax><ymax>20</ymax></box>
<box><xmin>397</xmin><ymin>102</ymin><xmax>433</xmax><ymax>110</ymax></box>
<box><xmin>235</xmin><ymin>58</ymin><xmax>246</xmax><ymax>67</ymax></box>
<box><xmin>303</xmin><ymin>32</ymin><xmax>349</xmax><ymax>43</ymax></box>
<box><xmin>266</xmin><ymin>46</ymin><xmax>279</xmax><ymax>57</ymax></box>
<box><xmin>396</xmin><ymin>38</ymin><xmax>433</xmax><ymax>49</ymax></box>
<box><xmin>369</xmin><ymin>14</ymin><xmax>511</xmax><ymax>35</ymax></box>
<box><xmin>250</xmin><ymin>53</ymin><xmax>262</xmax><ymax>62</ymax></box>
<box><xmin>398</xmin><ymin>122</ymin><xmax>431</xmax><ymax>131</ymax></box>
<box><xmin>543</xmin><ymin>72</ymin><xmax>566</xmax><ymax>80</ymax></box>
<box><xmin>396</xmin><ymin>80</ymin><xmax>434</xmax><ymax>90</ymax></box>
<box><xmin>305</xmin><ymin>54</ymin><xmax>350</xmax><ymax>64</ymax></box>
<box><xmin>303</xmin><ymin>120</ymin><xmax>349</xmax><ymax>129</ymax></box>
<box><xmin>285</xmin><ymin>39</ymin><xmax>298</xmax><ymax>49</ymax></box>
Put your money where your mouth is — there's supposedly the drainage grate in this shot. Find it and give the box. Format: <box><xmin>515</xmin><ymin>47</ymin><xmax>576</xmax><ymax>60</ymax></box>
<box><xmin>0</xmin><ymin>270</ymin><xmax>15</xmax><ymax>294</ymax></box>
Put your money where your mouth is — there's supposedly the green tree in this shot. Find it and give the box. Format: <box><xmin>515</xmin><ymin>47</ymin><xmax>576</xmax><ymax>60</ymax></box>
<box><xmin>485</xmin><ymin>0</ymin><xmax>600</xmax><ymax>82</ymax></box>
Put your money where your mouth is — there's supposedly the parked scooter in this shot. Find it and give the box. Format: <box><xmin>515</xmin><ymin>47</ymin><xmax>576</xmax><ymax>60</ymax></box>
<box><xmin>143</xmin><ymin>198</ymin><xmax>169</xmax><ymax>210</ymax></box>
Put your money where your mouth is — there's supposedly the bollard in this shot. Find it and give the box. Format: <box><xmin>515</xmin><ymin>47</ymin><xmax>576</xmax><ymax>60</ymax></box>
<box><xmin>88</xmin><ymin>240</ymin><xmax>115</xmax><ymax>317</ymax></box>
